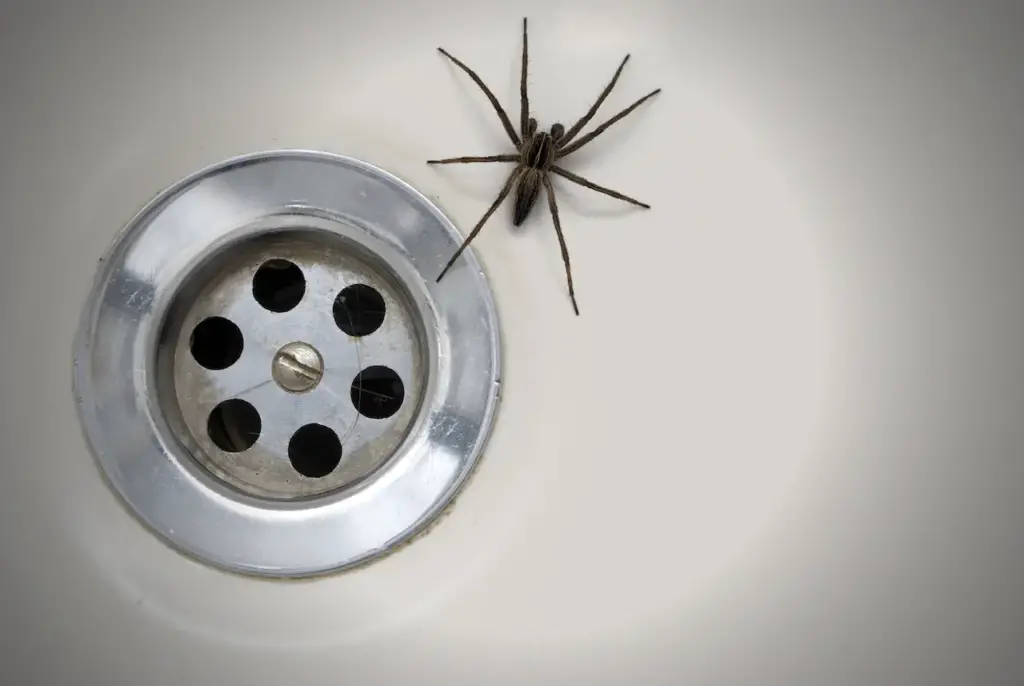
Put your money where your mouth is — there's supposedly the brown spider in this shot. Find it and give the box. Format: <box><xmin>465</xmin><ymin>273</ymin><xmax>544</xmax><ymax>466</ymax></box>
<box><xmin>429</xmin><ymin>17</ymin><xmax>660</xmax><ymax>315</ymax></box>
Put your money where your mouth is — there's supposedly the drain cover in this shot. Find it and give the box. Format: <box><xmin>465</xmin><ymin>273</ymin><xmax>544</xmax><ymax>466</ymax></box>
<box><xmin>73</xmin><ymin>150</ymin><xmax>501</xmax><ymax>577</ymax></box>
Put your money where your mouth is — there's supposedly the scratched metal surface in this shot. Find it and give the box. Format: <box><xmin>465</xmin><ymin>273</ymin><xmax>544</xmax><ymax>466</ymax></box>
<box><xmin>2</xmin><ymin>1</ymin><xmax>1024</xmax><ymax>684</ymax></box>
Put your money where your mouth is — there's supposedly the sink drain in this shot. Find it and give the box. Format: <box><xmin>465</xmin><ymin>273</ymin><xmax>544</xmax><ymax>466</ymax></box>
<box><xmin>163</xmin><ymin>231</ymin><xmax>426</xmax><ymax>500</ymax></box>
<box><xmin>73</xmin><ymin>150</ymin><xmax>501</xmax><ymax>577</ymax></box>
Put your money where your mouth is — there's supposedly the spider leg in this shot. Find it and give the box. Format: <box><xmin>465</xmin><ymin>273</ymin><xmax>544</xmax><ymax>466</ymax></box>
<box><xmin>428</xmin><ymin>154</ymin><xmax>519</xmax><ymax>165</ymax></box>
<box><xmin>438</xmin><ymin>48</ymin><xmax>521</xmax><ymax>146</ymax></box>
<box><xmin>557</xmin><ymin>55</ymin><xmax>630</xmax><ymax>147</ymax></box>
<box><xmin>520</xmin><ymin>17</ymin><xmax>530</xmax><ymax>137</ymax></box>
<box><xmin>437</xmin><ymin>167</ymin><xmax>523</xmax><ymax>282</ymax></box>
<box><xmin>542</xmin><ymin>174</ymin><xmax>580</xmax><ymax>315</ymax></box>
<box><xmin>557</xmin><ymin>88</ymin><xmax>661</xmax><ymax>158</ymax></box>
<box><xmin>551</xmin><ymin>166</ymin><xmax>650</xmax><ymax>208</ymax></box>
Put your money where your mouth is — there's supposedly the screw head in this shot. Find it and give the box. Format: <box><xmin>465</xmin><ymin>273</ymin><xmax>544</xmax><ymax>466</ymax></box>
<box><xmin>272</xmin><ymin>342</ymin><xmax>324</xmax><ymax>393</ymax></box>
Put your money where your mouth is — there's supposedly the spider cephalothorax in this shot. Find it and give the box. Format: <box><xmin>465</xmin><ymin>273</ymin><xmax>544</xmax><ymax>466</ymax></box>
<box><xmin>429</xmin><ymin>18</ymin><xmax>660</xmax><ymax>315</ymax></box>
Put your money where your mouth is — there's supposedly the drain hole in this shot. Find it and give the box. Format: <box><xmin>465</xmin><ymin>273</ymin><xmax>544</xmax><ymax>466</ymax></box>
<box><xmin>190</xmin><ymin>317</ymin><xmax>244</xmax><ymax>370</ymax></box>
<box><xmin>253</xmin><ymin>259</ymin><xmax>305</xmax><ymax>312</ymax></box>
<box><xmin>351</xmin><ymin>366</ymin><xmax>405</xmax><ymax>419</ymax></box>
<box><xmin>289</xmin><ymin>424</ymin><xmax>342</xmax><ymax>478</ymax></box>
<box><xmin>208</xmin><ymin>399</ymin><xmax>261</xmax><ymax>453</ymax></box>
<box><xmin>333</xmin><ymin>284</ymin><xmax>386</xmax><ymax>337</ymax></box>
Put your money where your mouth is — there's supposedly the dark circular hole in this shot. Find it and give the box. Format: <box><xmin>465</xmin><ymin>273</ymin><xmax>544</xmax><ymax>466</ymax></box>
<box><xmin>207</xmin><ymin>399</ymin><xmax>261</xmax><ymax>453</ymax></box>
<box><xmin>350</xmin><ymin>366</ymin><xmax>405</xmax><ymax>419</ymax></box>
<box><xmin>190</xmin><ymin>317</ymin><xmax>244</xmax><ymax>370</ymax></box>
<box><xmin>288</xmin><ymin>424</ymin><xmax>342</xmax><ymax>478</ymax></box>
<box><xmin>252</xmin><ymin>259</ymin><xmax>305</xmax><ymax>312</ymax></box>
<box><xmin>333</xmin><ymin>284</ymin><xmax>387</xmax><ymax>337</ymax></box>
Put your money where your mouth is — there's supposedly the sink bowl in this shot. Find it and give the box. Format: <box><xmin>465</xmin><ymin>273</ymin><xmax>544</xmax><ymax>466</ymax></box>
<box><xmin>2</xmin><ymin>2</ymin><xmax>1022</xmax><ymax>684</ymax></box>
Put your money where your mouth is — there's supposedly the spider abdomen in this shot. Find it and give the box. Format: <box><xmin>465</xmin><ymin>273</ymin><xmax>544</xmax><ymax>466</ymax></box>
<box><xmin>513</xmin><ymin>169</ymin><xmax>544</xmax><ymax>226</ymax></box>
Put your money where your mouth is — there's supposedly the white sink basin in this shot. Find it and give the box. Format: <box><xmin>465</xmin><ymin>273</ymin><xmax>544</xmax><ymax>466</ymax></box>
<box><xmin>2</xmin><ymin>2</ymin><xmax>1022</xmax><ymax>683</ymax></box>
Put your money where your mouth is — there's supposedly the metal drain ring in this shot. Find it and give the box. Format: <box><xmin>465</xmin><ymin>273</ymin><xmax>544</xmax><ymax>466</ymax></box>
<box><xmin>73</xmin><ymin>150</ymin><xmax>502</xmax><ymax>577</ymax></box>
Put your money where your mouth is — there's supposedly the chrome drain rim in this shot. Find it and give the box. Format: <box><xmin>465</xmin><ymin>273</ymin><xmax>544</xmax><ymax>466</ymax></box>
<box><xmin>72</xmin><ymin>150</ymin><xmax>502</xmax><ymax>577</ymax></box>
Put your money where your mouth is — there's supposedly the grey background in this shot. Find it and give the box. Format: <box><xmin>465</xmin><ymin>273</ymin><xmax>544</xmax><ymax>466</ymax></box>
<box><xmin>1</xmin><ymin>1</ymin><xmax>1023</xmax><ymax>684</ymax></box>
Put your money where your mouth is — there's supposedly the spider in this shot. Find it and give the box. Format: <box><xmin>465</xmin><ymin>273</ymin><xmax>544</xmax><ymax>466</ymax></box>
<box><xmin>429</xmin><ymin>17</ymin><xmax>661</xmax><ymax>315</ymax></box>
